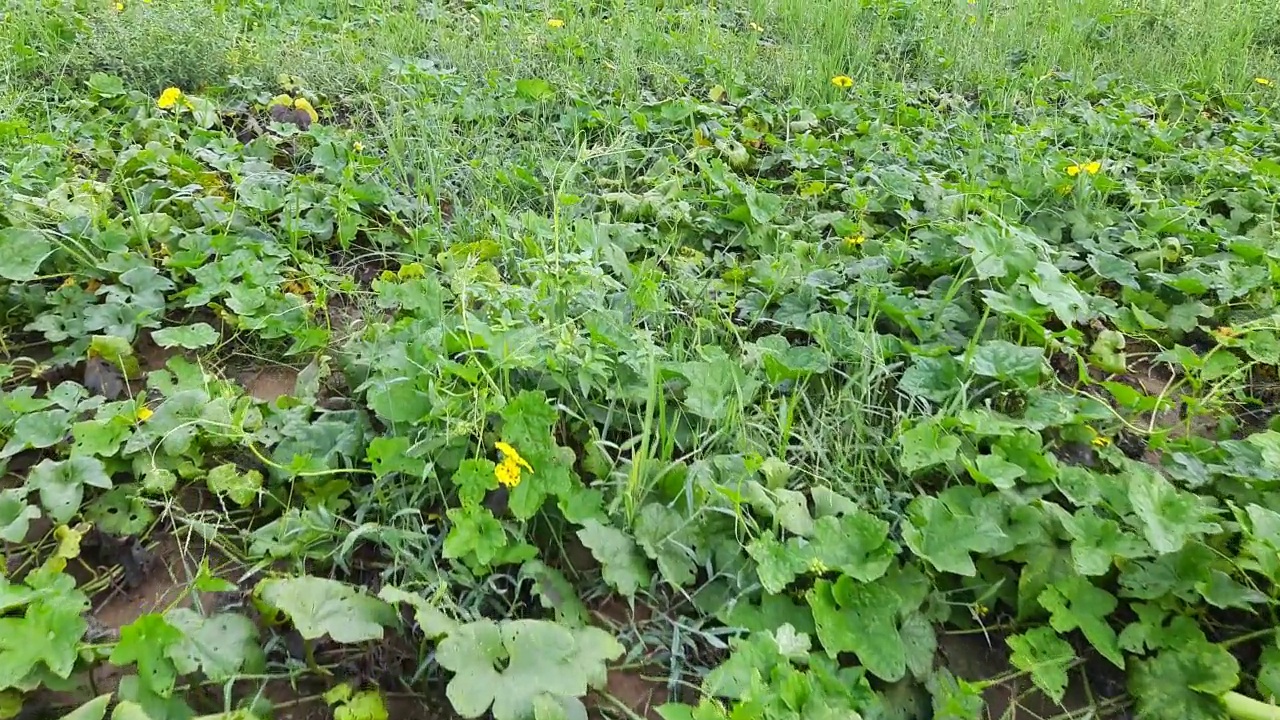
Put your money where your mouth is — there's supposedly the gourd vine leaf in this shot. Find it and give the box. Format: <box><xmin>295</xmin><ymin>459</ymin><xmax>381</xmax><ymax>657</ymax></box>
<box><xmin>377</xmin><ymin>586</ymin><xmax>459</xmax><ymax>639</ymax></box>
<box><xmin>807</xmin><ymin>510</ymin><xmax>898</xmax><ymax>582</ymax></box>
<box><xmin>62</xmin><ymin>694</ymin><xmax>112</xmax><ymax>720</ymax></box>
<box><xmin>110</xmin><ymin>614</ymin><xmax>184</xmax><ymax>697</ymax></box>
<box><xmin>151</xmin><ymin>323</ymin><xmax>219</xmax><ymax>350</ymax></box>
<box><xmin>1006</xmin><ymin>627</ymin><xmax>1076</xmax><ymax>703</ymax></box>
<box><xmin>809</xmin><ymin>576</ymin><xmax>906</xmax><ymax>682</ymax></box>
<box><xmin>0</xmin><ymin>489</ymin><xmax>40</xmax><ymax>543</ymax></box>
<box><xmin>678</xmin><ymin>350</ymin><xmax>760</xmax><ymax>422</ymax></box>
<box><xmin>1125</xmin><ymin>461</ymin><xmax>1221</xmax><ymax>554</ymax></box>
<box><xmin>1129</xmin><ymin>640</ymin><xmax>1238</xmax><ymax>720</ymax></box>
<box><xmin>205</xmin><ymin>464</ymin><xmax>263</xmax><ymax>507</ymax></box>
<box><xmin>745</xmin><ymin>531</ymin><xmax>806</xmax><ymax>594</ymax></box>
<box><xmin>633</xmin><ymin>503</ymin><xmax>698</xmax><ymax>589</ymax></box>
<box><xmin>26</xmin><ymin>456</ymin><xmax>114</xmax><ymax>524</ymax></box>
<box><xmin>1038</xmin><ymin>577</ymin><xmax>1124</xmax><ymax>668</ymax></box>
<box><xmin>0</xmin><ymin>228</ymin><xmax>54</xmax><ymax>281</ymax></box>
<box><xmin>901</xmin><ymin>495</ymin><xmax>1005</xmax><ymax>577</ymax></box>
<box><xmin>576</xmin><ymin>520</ymin><xmax>649</xmax><ymax>598</ymax></box>
<box><xmin>970</xmin><ymin>340</ymin><xmax>1045</xmax><ymax>389</ymax></box>
<box><xmin>897</xmin><ymin>419</ymin><xmax>960</xmax><ymax>473</ymax></box>
<box><xmin>255</xmin><ymin>576</ymin><xmax>397</xmax><ymax>643</ymax></box>
<box><xmin>436</xmin><ymin>619</ymin><xmax>622</xmax><ymax>720</ymax></box>
<box><xmin>165</xmin><ymin>609</ymin><xmax>263</xmax><ymax>682</ymax></box>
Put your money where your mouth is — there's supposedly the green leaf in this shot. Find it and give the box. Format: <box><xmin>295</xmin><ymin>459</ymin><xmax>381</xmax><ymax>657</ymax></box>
<box><xmin>0</xmin><ymin>228</ymin><xmax>54</xmax><ymax>281</ymax></box>
<box><xmin>27</xmin><ymin>456</ymin><xmax>113</xmax><ymax>524</ymax></box>
<box><xmin>577</xmin><ymin>521</ymin><xmax>649</xmax><ymax>597</ymax></box>
<box><xmin>0</xmin><ymin>489</ymin><xmax>40</xmax><ymax>543</ymax></box>
<box><xmin>901</xmin><ymin>495</ymin><xmax>1004</xmax><ymax>576</ymax></box>
<box><xmin>1027</xmin><ymin>261</ymin><xmax>1090</xmax><ymax>325</ymax></box>
<box><xmin>444</xmin><ymin>504</ymin><xmax>510</xmax><ymax>569</ymax></box>
<box><xmin>150</xmin><ymin>323</ymin><xmax>219</xmax><ymax>350</ymax></box>
<box><xmin>87</xmin><ymin>73</ymin><xmax>126</xmax><ymax>97</ymax></box>
<box><xmin>377</xmin><ymin>586</ymin><xmax>459</xmax><ymax>639</ymax></box>
<box><xmin>809</xmin><ymin>576</ymin><xmax>906</xmax><ymax>682</ymax></box>
<box><xmin>970</xmin><ymin>340</ymin><xmax>1045</xmax><ymax>388</ymax></box>
<box><xmin>1129</xmin><ymin>641</ymin><xmax>1238</xmax><ymax>720</ymax></box>
<box><xmin>87</xmin><ymin>486</ymin><xmax>155</xmax><ymax>535</ymax></box>
<box><xmin>1089</xmin><ymin>329</ymin><xmax>1128</xmax><ymax>373</ymax></box>
<box><xmin>963</xmin><ymin>454</ymin><xmax>1025</xmax><ymax>490</ymax></box>
<box><xmin>746</xmin><ymin>532</ymin><xmax>807</xmax><ymax>593</ymax></box>
<box><xmin>62</xmin><ymin>695</ymin><xmax>113</xmax><ymax>720</ymax></box>
<box><xmin>0</xmin><ymin>593</ymin><xmax>88</xmax><ymax>685</ymax></box>
<box><xmin>451</xmin><ymin>459</ymin><xmax>500</xmax><ymax>508</ymax></box>
<box><xmin>514</xmin><ymin>78</ymin><xmax>554</xmax><ymax>100</ymax></box>
<box><xmin>955</xmin><ymin>222</ymin><xmax>1037</xmax><ymax>281</ymax></box>
<box><xmin>633</xmin><ymin>504</ymin><xmax>697</xmax><ymax>588</ymax></box>
<box><xmin>366</xmin><ymin>436</ymin><xmax>427</xmax><ymax>479</ymax></box>
<box><xmin>1007</xmin><ymin>627</ymin><xmax>1075</xmax><ymax>704</ymax></box>
<box><xmin>165</xmin><ymin>609</ymin><xmax>262</xmax><ymax>682</ymax></box>
<box><xmin>436</xmin><ymin>620</ymin><xmax>622</xmax><ymax>720</ymax></box>
<box><xmin>899</xmin><ymin>356</ymin><xmax>962</xmax><ymax>402</ymax></box>
<box><xmin>255</xmin><ymin>576</ymin><xmax>396</xmax><ymax>643</ymax></box>
<box><xmin>334</xmin><ymin>690</ymin><xmax>389</xmax><ymax>720</ymax></box>
<box><xmin>898</xmin><ymin>419</ymin><xmax>960</xmax><ymax>473</ymax></box>
<box><xmin>1127</xmin><ymin>462</ymin><xmax>1221</xmax><ymax>554</ymax></box>
<box><xmin>1038</xmin><ymin>577</ymin><xmax>1123</xmax><ymax>668</ymax></box>
<box><xmin>110</xmin><ymin>614</ymin><xmax>183</xmax><ymax>697</ymax></box>
<box><xmin>679</xmin><ymin>351</ymin><xmax>760</xmax><ymax>422</ymax></box>
<box><xmin>807</xmin><ymin>511</ymin><xmax>898</xmax><ymax>582</ymax></box>
<box><xmin>4</xmin><ymin>409</ymin><xmax>73</xmax><ymax>456</ymax></box>
<box><xmin>206</xmin><ymin>464</ymin><xmax>262</xmax><ymax>507</ymax></box>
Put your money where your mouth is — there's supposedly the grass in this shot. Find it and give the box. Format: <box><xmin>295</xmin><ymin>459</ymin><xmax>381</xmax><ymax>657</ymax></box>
<box><xmin>3</xmin><ymin>0</ymin><xmax>1280</xmax><ymax>718</ymax></box>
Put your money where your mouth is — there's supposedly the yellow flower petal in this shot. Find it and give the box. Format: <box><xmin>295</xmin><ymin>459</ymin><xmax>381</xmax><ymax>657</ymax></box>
<box><xmin>115</xmin><ymin>2</ymin><xmax>124</xmax><ymax>10</ymax></box>
<box><xmin>1084</xmin><ymin>160</ymin><xmax>1101</xmax><ymax>175</ymax></box>
<box><xmin>1066</xmin><ymin>164</ymin><xmax>1081</xmax><ymax>177</ymax></box>
<box><xmin>293</xmin><ymin>97</ymin><xmax>319</xmax><ymax>123</ymax></box>
<box><xmin>830</xmin><ymin>75</ymin><xmax>853</xmax><ymax>89</ymax></box>
<box><xmin>547</xmin><ymin>18</ymin><xmax>564</xmax><ymax>28</ymax></box>
<box><xmin>495</xmin><ymin>441</ymin><xmax>534</xmax><ymax>473</ymax></box>
<box><xmin>157</xmin><ymin>87</ymin><xmax>183</xmax><ymax>110</ymax></box>
<box><xmin>1257</xmin><ymin>77</ymin><xmax>1273</xmax><ymax>86</ymax></box>
<box><xmin>136</xmin><ymin>406</ymin><xmax>154</xmax><ymax>422</ymax></box>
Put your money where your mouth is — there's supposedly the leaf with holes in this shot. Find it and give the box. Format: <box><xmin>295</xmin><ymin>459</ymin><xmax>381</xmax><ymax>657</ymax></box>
<box><xmin>165</xmin><ymin>609</ymin><xmax>263</xmax><ymax>682</ymax></box>
<box><xmin>109</xmin><ymin>614</ymin><xmax>183</xmax><ymax>697</ymax></box>
<box><xmin>151</xmin><ymin>323</ymin><xmax>220</xmax><ymax>350</ymax></box>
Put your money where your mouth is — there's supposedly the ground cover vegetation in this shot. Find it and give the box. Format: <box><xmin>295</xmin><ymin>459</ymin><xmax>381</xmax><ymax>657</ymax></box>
<box><xmin>3</xmin><ymin>0</ymin><xmax>1280</xmax><ymax>719</ymax></box>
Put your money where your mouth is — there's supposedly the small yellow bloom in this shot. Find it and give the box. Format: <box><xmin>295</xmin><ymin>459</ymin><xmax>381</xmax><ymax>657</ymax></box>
<box><xmin>1214</xmin><ymin>326</ymin><xmax>1238</xmax><ymax>339</ymax></box>
<box><xmin>495</xmin><ymin>458</ymin><xmax>522</xmax><ymax>488</ymax></box>
<box><xmin>1067</xmin><ymin>161</ymin><xmax>1101</xmax><ymax>177</ymax></box>
<box><xmin>748</xmin><ymin>21</ymin><xmax>764</xmax><ymax>32</ymax></box>
<box><xmin>136</xmin><ymin>406</ymin><xmax>154</xmax><ymax>422</ymax></box>
<box><xmin>831</xmin><ymin>75</ymin><xmax>853</xmax><ymax>89</ymax></box>
<box><xmin>115</xmin><ymin>1</ymin><xmax>124</xmax><ymax>9</ymax></box>
<box><xmin>1257</xmin><ymin>77</ymin><xmax>1273</xmax><ymax>86</ymax></box>
<box><xmin>292</xmin><ymin>97</ymin><xmax>319</xmax><ymax>123</ymax></box>
<box><xmin>546</xmin><ymin>18</ymin><xmax>564</xmax><ymax>28</ymax></box>
<box><xmin>843</xmin><ymin>234</ymin><xmax>866</xmax><ymax>247</ymax></box>
<box><xmin>1091</xmin><ymin>435</ymin><xmax>1111</xmax><ymax>448</ymax></box>
<box><xmin>157</xmin><ymin>87</ymin><xmax>183</xmax><ymax>110</ymax></box>
<box><xmin>60</xmin><ymin>277</ymin><xmax>77</xmax><ymax>289</ymax></box>
<box><xmin>353</xmin><ymin>141</ymin><xmax>364</xmax><ymax>152</ymax></box>
<box><xmin>495</xmin><ymin>441</ymin><xmax>534</xmax><ymax>474</ymax></box>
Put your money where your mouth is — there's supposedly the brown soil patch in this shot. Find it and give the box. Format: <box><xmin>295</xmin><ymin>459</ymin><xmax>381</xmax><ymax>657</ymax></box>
<box><xmin>243</xmin><ymin>366</ymin><xmax>300</xmax><ymax>402</ymax></box>
<box><xmin>937</xmin><ymin>632</ymin><xmax>1121</xmax><ymax>719</ymax></box>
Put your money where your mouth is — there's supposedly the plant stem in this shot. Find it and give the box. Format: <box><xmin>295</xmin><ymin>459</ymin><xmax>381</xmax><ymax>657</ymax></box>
<box><xmin>1223</xmin><ymin>692</ymin><xmax>1280</xmax><ymax>720</ymax></box>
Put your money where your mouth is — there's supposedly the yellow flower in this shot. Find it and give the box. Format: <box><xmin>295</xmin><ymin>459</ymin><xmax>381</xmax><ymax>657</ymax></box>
<box><xmin>1067</xmin><ymin>161</ymin><xmax>1101</xmax><ymax>177</ymax></box>
<box><xmin>495</xmin><ymin>458</ymin><xmax>522</xmax><ymax>488</ymax></box>
<box><xmin>60</xmin><ymin>277</ymin><xmax>77</xmax><ymax>289</ymax></box>
<box><xmin>1214</xmin><ymin>326</ymin><xmax>1238</xmax><ymax>339</ymax></box>
<box><xmin>136</xmin><ymin>406</ymin><xmax>154</xmax><ymax>422</ymax></box>
<box><xmin>748</xmin><ymin>21</ymin><xmax>764</xmax><ymax>32</ymax></box>
<box><xmin>843</xmin><ymin>234</ymin><xmax>866</xmax><ymax>247</ymax></box>
<box><xmin>353</xmin><ymin>141</ymin><xmax>364</xmax><ymax>152</ymax></box>
<box><xmin>547</xmin><ymin>18</ymin><xmax>564</xmax><ymax>28</ymax></box>
<box><xmin>115</xmin><ymin>1</ymin><xmax>124</xmax><ymax>9</ymax></box>
<box><xmin>495</xmin><ymin>441</ymin><xmax>534</xmax><ymax>474</ymax></box>
<box><xmin>157</xmin><ymin>87</ymin><xmax>183</xmax><ymax>109</ymax></box>
<box><xmin>292</xmin><ymin>97</ymin><xmax>319</xmax><ymax>123</ymax></box>
<box><xmin>1257</xmin><ymin>77</ymin><xmax>1273</xmax><ymax>86</ymax></box>
<box><xmin>1091</xmin><ymin>434</ymin><xmax>1111</xmax><ymax>448</ymax></box>
<box><xmin>831</xmin><ymin>75</ymin><xmax>853</xmax><ymax>89</ymax></box>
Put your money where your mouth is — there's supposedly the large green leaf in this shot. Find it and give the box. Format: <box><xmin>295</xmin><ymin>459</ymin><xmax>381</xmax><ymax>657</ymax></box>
<box><xmin>255</xmin><ymin>576</ymin><xmax>396</xmax><ymax>643</ymax></box>
<box><xmin>26</xmin><ymin>456</ymin><xmax>113</xmax><ymax>524</ymax></box>
<box><xmin>577</xmin><ymin>521</ymin><xmax>650</xmax><ymax>598</ymax></box>
<box><xmin>0</xmin><ymin>228</ymin><xmax>54</xmax><ymax>281</ymax></box>
<box><xmin>809</xmin><ymin>576</ymin><xmax>905</xmax><ymax>682</ymax></box>
<box><xmin>1007</xmin><ymin>627</ymin><xmax>1075</xmax><ymax>703</ymax></box>
<box><xmin>436</xmin><ymin>620</ymin><xmax>621</xmax><ymax>720</ymax></box>
<box><xmin>1038</xmin><ymin>577</ymin><xmax>1123</xmax><ymax>668</ymax></box>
